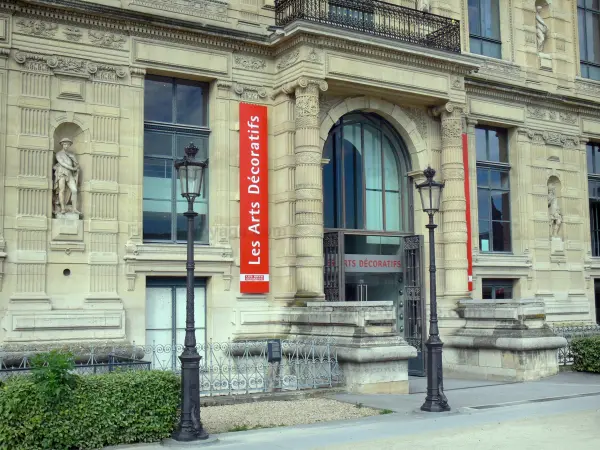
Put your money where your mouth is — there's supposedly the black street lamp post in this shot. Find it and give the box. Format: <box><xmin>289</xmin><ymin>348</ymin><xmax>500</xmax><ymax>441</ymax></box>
<box><xmin>172</xmin><ymin>143</ymin><xmax>209</xmax><ymax>441</ymax></box>
<box><xmin>415</xmin><ymin>166</ymin><xmax>450</xmax><ymax>413</ymax></box>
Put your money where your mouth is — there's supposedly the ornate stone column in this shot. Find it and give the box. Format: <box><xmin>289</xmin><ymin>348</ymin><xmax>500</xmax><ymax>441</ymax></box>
<box><xmin>431</xmin><ymin>103</ymin><xmax>469</xmax><ymax>305</ymax></box>
<box><xmin>280</xmin><ymin>77</ymin><xmax>328</xmax><ymax>300</ymax></box>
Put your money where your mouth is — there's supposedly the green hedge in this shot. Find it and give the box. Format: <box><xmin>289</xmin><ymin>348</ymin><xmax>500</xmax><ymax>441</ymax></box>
<box><xmin>0</xmin><ymin>370</ymin><xmax>181</xmax><ymax>450</ymax></box>
<box><xmin>571</xmin><ymin>335</ymin><xmax>600</xmax><ymax>373</ymax></box>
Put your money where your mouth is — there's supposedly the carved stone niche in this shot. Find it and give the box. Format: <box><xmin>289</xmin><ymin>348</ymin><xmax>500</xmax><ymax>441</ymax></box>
<box><xmin>50</xmin><ymin>123</ymin><xmax>85</xmax><ymax>250</ymax></box>
<box><xmin>547</xmin><ymin>175</ymin><xmax>564</xmax><ymax>256</ymax></box>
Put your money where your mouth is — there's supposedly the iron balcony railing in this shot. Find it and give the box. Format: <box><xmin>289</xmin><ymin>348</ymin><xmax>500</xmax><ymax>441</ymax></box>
<box><xmin>275</xmin><ymin>0</ymin><xmax>461</xmax><ymax>53</ymax></box>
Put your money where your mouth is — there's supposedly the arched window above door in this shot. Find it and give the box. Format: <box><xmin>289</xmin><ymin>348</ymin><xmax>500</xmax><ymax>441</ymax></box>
<box><xmin>323</xmin><ymin>112</ymin><xmax>412</xmax><ymax>233</ymax></box>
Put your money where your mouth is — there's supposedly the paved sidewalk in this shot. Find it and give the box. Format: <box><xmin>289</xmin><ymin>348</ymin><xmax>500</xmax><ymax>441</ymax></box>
<box><xmin>107</xmin><ymin>373</ymin><xmax>600</xmax><ymax>450</ymax></box>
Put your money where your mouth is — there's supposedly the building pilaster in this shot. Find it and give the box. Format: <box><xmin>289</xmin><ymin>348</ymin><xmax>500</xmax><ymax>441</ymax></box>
<box><xmin>280</xmin><ymin>77</ymin><xmax>328</xmax><ymax>300</ymax></box>
<box><xmin>431</xmin><ymin>103</ymin><xmax>469</xmax><ymax>306</ymax></box>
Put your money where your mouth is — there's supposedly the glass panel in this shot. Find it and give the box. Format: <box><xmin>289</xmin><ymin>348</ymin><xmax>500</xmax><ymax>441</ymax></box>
<box><xmin>482</xmin><ymin>41</ymin><xmax>502</xmax><ymax>59</ymax></box>
<box><xmin>145</xmin><ymin>77</ymin><xmax>173</xmax><ymax>123</ymax></box>
<box><xmin>475</xmin><ymin>127</ymin><xmax>488</xmax><ymax>161</ymax></box>
<box><xmin>343</xmin><ymin>123</ymin><xmax>363</xmax><ymax>229</ymax></box>
<box><xmin>481</xmin><ymin>0</ymin><xmax>500</xmax><ymax>39</ymax></box>
<box><xmin>492</xmin><ymin>221</ymin><xmax>511</xmax><ymax>251</ymax></box>
<box><xmin>146</xmin><ymin>287</ymin><xmax>173</xmax><ymax>330</ymax></box>
<box><xmin>144</xmin><ymin>130</ymin><xmax>173</xmax><ymax>157</ymax></box>
<box><xmin>143</xmin><ymin>159</ymin><xmax>172</xmax><ymax>200</ymax></box>
<box><xmin>588</xmin><ymin>64</ymin><xmax>600</xmax><ymax>82</ymax></box>
<box><xmin>468</xmin><ymin>0</ymin><xmax>481</xmax><ymax>36</ymax></box>
<box><xmin>479</xmin><ymin>220</ymin><xmax>490</xmax><ymax>252</ymax></box>
<box><xmin>176</xmin><ymin>166</ymin><xmax>208</xmax><ymax>201</ymax></box>
<box><xmin>176</xmin><ymin>201</ymin><xmax>208</xmax><ymax>242</ymax></box>
<box><xmin>323</xmin><ymin>138</ymin><xmax>335</xmax><ymax>229</ymax></box>
<box><xmin>469</xmin><ymin>37</ymin><xmax>483</xmax><ymax>55</ymax></box>
<box><xmin>174</xmin><ymin>287</ymin><xmax>206</xmax><ymax>332</ymax></box>
<box><xmin>175</xmin><ymin>134</ymin><xmax>208</xmax><ymax>159</ymax></box>
<box><xmin>482</xmin><ymin>284</ymin><xmax>493</xmax><ymax>299</ymax></box>
<box><xmin>176</xmin><ymin>81</ymin><xmax>206</xmax><ymax>126</ymax></box>
<box><xmin>385</xmin><ymin>191</ymin><xmax>401</xmax><ymax>231</ymax></box>
<box><xmin>366</xmin><ymin>189</ymin><xmax>384</xmax><ymax>230</ymax></box>
<box><xmin>588</xmin><ymin>144</ymin><xmax>594</xmax><ymax>174</ymax></box>
<box><xmin>383</xmin><ymin>137</ymin><xmax>399</xmax><ymax>191</ymax></box>
<box><xmin>488</xmin><ymin>129</ymin><xmax>500</xmax><ymax>162</ymax></box>
<box><xmin>478</xmin><ymin>189</ymin><xmax>490</xmax><ymax>220</ymax></box>
<box><xmin>579</xmin><ymin>9</ymin><xmax>588</xmax><ymax>60</ymax></box>
<box><xmin>364</xmin><ymin>124</ymin><xmax>382</xmax><ymax>190</ymax></box>
<box><xmin>490</xmin><ymin>170</ymin><xmax>509</xmax><ymax>189</ymax></box>
<box><xmin>498</xmin><ymin>130</ymin><xmax>508</xmax><ymax>162</ymax></box>
<box><xmin>334</xmin><ymin>129</ymin><xmax>344</xmax><ymax>228</ymax></box>
<box><xmin>143</xmin><ymin>200</ymin><xmax>172</xmax><ymax>241</ymax></box>
<box><xmin>477</xmin><ymin>168</ymin><xmax>489</xmax><ymax>187</ymax></box>
<box><xmin>587</xmin><ymin>12</ymin><xmax>600</xmax><ymax>64</ymax></box>
<box><xmin>491</xmin><ymin>191</ymin><xmax>510</xmax><ymax>221</ymax></box>
<box><xmin>495</xmin><ymin>284</ymin><xmax>512</xmax><ymax>299</ymax></box>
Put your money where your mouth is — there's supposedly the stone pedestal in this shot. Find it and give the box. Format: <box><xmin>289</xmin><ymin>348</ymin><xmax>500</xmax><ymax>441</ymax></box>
<box><xmin>50</xmin><ymin>213</ymin><xmax>85</xmax><ymax>252</ymax></box>
<box><xmin>539</xmin><ymin>53</ymin><xmax>552</xmax><ymax>71</ymax></box>
<box><xmin>285</xmin><ymin>301</ymin><xmax>417</xmax><ymax>394</ymax></box>
<box><xmin>550</xmin><ymin>237</ymin><xmax>564</xmax><ymax>255</ymax></box>
<box><xmin>444</xmin><ymin>299</ymin><xmax>566</xmax><ymax>382</ymax></box>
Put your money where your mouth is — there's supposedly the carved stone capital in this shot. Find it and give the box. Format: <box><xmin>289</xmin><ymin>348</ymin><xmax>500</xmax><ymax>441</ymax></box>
<box><xmin>129</xmin><ymin>66</ymin><xmax>146</xmax><ymax>77</ymax></box>
<box><xmin>233</xmin><ymin>83</ymin><xmax>268</xmax><ymax>102</ymax></box>
<box><xmin>429</xmin><ymin>102</ymin><xmax>466</xmax><ymax>119</ymax></box>
<box><xmin>272</xmin><ymin>77</ymin><xmax>328</xmax><ymax>99</ymax></box>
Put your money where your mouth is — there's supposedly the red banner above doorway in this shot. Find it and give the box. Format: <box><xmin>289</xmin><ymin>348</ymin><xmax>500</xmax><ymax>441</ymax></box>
<box><xmin>239</xmin><ymin>103</ymin><xmax>270</xmax><ymax>294</ymax></box>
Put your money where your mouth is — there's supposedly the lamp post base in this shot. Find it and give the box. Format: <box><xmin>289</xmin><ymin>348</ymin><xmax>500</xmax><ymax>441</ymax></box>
<box><xmin>420</xmin><ymin>337</ymin><xmax>451</xmax><ymax>413</ymax></box>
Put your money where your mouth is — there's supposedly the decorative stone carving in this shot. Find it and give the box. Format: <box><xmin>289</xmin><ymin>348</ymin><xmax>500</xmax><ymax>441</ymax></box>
<box><xmin>416</xmin><ymin>0</ymin><xmax>430</xmax><ymax>12</ymax></box>
<box><xmin>88</xmin><ymin>30</ymin><xmax>127</xmax><ymax>49</ymax></box>
<box><xmin>526</xmin><ymin>106</ymin><xmax>578</xmax><ymax>125</ymax></box>
<box><xmin>403</xmin><ymin>106</ymin><xmax>428</xmax><ymax>139</ymax></box>
<box><xmin>233</xmin><ymin>83</ymin><xmax>267</xmax><ymax>101</ymax></box>
<box><xmin>129</xmin><ymin>0</ymin><xmax>229</xmax><ymax>22</ymax></box>
<box><xmin>53</xmin><ymin>138</ymin><xmax>81</xmax><ymax>217</ymax></box>
<box><xmin>536</xmin><ymin>6</ymin><xmax>548</xmax><ymax>53</ymax></box>
<box><xmin>16</xmin><ymin>18</ymin><xmax>58</xmax><ymax>37</ymax></box>
<box><xmin>233</xmin><ymin>54</ymin><xmax>266</xmax><ymax>71</ymax></box>
<box><xmin>14</xmin><ymin>51</ymin><xmax>127</xmax><ymax>81</ymax></box>
<box><xmin>548</xmin><ymin>182</ymin><xmax>562</xmax><ymax>239</ymax></box>
<box><xmin>63</xmin><ymin>27</ymin><xmax>83</xmax><ymax>42</ymax></box>
<box><xmin>276</xmin><ymin>50</ymin><xmax>300</xmax><ymax>70</ymax></box>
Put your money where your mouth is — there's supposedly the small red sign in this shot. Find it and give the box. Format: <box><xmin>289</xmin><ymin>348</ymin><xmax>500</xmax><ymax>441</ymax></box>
<box><xmin>239</xmin><ymin>103</ymin><xmax>269</xmax><ymax>294</ymax></box>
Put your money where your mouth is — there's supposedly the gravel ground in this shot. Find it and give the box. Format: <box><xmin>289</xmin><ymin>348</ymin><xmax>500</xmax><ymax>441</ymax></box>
<box><xmin>201</xmin><ymin>398</ymin><xmax>381</xmax><ymax>434</ymax></box>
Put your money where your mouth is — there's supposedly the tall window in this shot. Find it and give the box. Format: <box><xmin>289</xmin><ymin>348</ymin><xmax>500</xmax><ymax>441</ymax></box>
<box><xmin>588</xmin><ymin>143</ymin><xmax>600</xmax><ymax>256</ymax></box>
<box><xmin>578</xmin><ymin>0</ymin><xmax>600</xmax><ymax>81</ymax></box>
<box><xmin>145</xmin><ymin>278</ymin><xmax>206</xmax><ymax>370</ymax></box>
<box><xmin>468</xmin><ymin>0</ymin><xmax>502</xmax><ymax>58</ymax></box>
<box><xmin>323</xmin><ymin>112</ymin><xmax>411</xmax><ymax>233</ymax></box>
<box><xmin>143</xmin><ymin>76</ymin><xmax>209</xmax><ymax>243</ymax></box>
<box><xmin>476</xmin><ymin>126</ymin><xmax>511</xmax><ymax>253</ymax></box>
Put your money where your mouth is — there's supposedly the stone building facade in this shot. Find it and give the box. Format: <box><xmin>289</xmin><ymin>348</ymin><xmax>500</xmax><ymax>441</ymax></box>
<box><xmin>0</xmin><ymin>0</ymin><xmax>598</xmax><ymax>383</ymax></box>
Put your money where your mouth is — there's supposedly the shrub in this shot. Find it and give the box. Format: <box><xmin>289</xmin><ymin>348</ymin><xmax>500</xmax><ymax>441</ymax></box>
<box><xmin>571</xmin><ymin>335</ymin><xmax>600</xmax><ymax>373</ymax></box>
<box><xmin>29</xmin><ymin>350</ymin><xmax>77</xmax><ymax>403</ymax></box>
<box><xmin>0</xmin><ymin>369</ymin><xmax>180</xmax><ymax>450</ymax></box>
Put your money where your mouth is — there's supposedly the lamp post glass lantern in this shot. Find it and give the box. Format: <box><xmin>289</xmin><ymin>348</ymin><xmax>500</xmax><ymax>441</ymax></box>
<box><xmin>172</xmin><ymin>142</ymin><xmax>209</xmax><ymax>441</ymax></box>
<box><xmin>415</xmin><ymin>166</ymin><xmax>450</xmax><ymax>413</ymax></box>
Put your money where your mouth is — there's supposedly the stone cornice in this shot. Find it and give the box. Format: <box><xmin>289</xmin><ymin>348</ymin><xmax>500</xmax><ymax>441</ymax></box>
<box><xmin>273</xmin><ymin>25</ymin><xmax>481</xmax><ymax>77</ymax></box>
<box><xmin>466</xmin><ymin>79</ymin><xmax>600</xmax><ymax>118</ymax></box>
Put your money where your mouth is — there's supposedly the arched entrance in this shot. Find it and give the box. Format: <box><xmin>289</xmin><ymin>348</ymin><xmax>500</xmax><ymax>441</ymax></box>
<box><xmin>322</xmin><ymin>111</ymin><xmax>425</xmax><ymax>375</ymax></box>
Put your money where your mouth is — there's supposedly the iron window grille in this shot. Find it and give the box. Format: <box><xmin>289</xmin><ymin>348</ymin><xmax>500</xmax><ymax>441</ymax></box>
<box><xmin>275</xmin><ymin>0</ymin><xmax>461</xmax><ymax>53</ymax></box>
<box><xmin>468</xmin><ymin>0</ymin><xmax>502</xmax><ymax>59</ymax></box>
<box><xmin>578</xmin><ymin>0</ymin><xmax>600</xmax><ymax>81</ymax></box>
<box><xmin>475</xmin><ymin>126</ymin><xmax>511</xmax><ymax>253</ymax></box>
<box><xmin>142</xmin><ymin>75</ymin><xmax>210</xmax><ymax>244</ymax></box>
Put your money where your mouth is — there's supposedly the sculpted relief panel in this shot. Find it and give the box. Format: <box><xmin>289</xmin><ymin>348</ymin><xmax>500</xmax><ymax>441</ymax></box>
<box><xmin>128</xmin><ymin>0</ymin><xmax>229</xmax><ymax>22</ymax></box>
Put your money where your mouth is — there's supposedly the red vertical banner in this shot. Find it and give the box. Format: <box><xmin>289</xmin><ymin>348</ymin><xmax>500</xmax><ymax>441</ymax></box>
<box><xmin>239</xmin><ymin>103</ymin><xmax>270</xmax><ymax>294</ymax></box>
<box><xmin>462</xmin><ymin>132</ymin><xmax>473</xmax><ymax>292</ymax></box>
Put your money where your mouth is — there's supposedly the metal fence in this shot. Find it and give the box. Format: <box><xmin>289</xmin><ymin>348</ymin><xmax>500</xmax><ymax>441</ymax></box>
<box><xmin>275</xmin><ymin>0</ymin><xmax>461</xmax><ymax>53</ymax></box>
<box><xmin>0</xmin><ymin>339</ymin><xmax>343</xmax><ymax>396</ymax></box>
<box><xmin>551</xmin><ymin>324</ymin><xmax>600</xmax><ymax>366</ymax></box>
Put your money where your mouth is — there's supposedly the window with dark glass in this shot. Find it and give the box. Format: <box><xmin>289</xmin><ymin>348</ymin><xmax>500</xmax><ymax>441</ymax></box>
<box><xmin>143</xmin><ymin>76</ymin><xmax>209</xmax><ymax>243</ymax></box>
<box><xmin>578</xmin><ymin>0</ymin><xmax>600</xmax><ymax>81</ymax></box>
<box><xmin>476</xmin><ymin>126</ymin><xmax>511</xmax><ymax>253</ymax></box>
<box><xmin>588</xmin><ymin>143</ymin><xmax>600</xmax><ymax>256</ymax></box>
<box><xmin>482</xmin><ymin>279</ymin><xmax>514</xmax><ymax>300</ymax></box>
<box><xmin>468</xmin><ymin>0</ymin><xmax>502</xmax><ymax>59</ymax></box>
<box><xmin>329</xmin><ymin>0</ymin><xmax>375</xmax><ymax>30</ymax></box>
<box><xmin>323</xmin><ymin>112</ymin><xmax>411</xmax><ymax>233</ymax></box>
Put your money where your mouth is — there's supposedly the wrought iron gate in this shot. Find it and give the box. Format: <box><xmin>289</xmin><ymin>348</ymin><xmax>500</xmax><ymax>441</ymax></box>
<box><xmin>402</xmin><ymin>235</ymin><xmax>426</xmax><ymax>376</ymax></box>
<box><xmin>324</xmin><ymin>231</ymin><xmax>342</xmax><ymax>301</ymax></box>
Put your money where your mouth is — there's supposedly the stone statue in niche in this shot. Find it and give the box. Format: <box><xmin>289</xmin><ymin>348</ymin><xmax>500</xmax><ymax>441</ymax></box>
<box><xmin>416</xmin><ymin>0</ymin><xmax>430</xmax><ymax>12</ymax></box>
<box><xmin>536</xmin><ymin>6</ymin><xmax>548</xmax><ymax>53</ymax></box>
<box><xmin>548</xmin><ymin>184</ymin><xmax>562</xmax><ymax>238</ymax></box>
<box><xmin>53</xmin><ymin>137</ymin><xmax>81</xmax><ymax>217</ymax></box>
